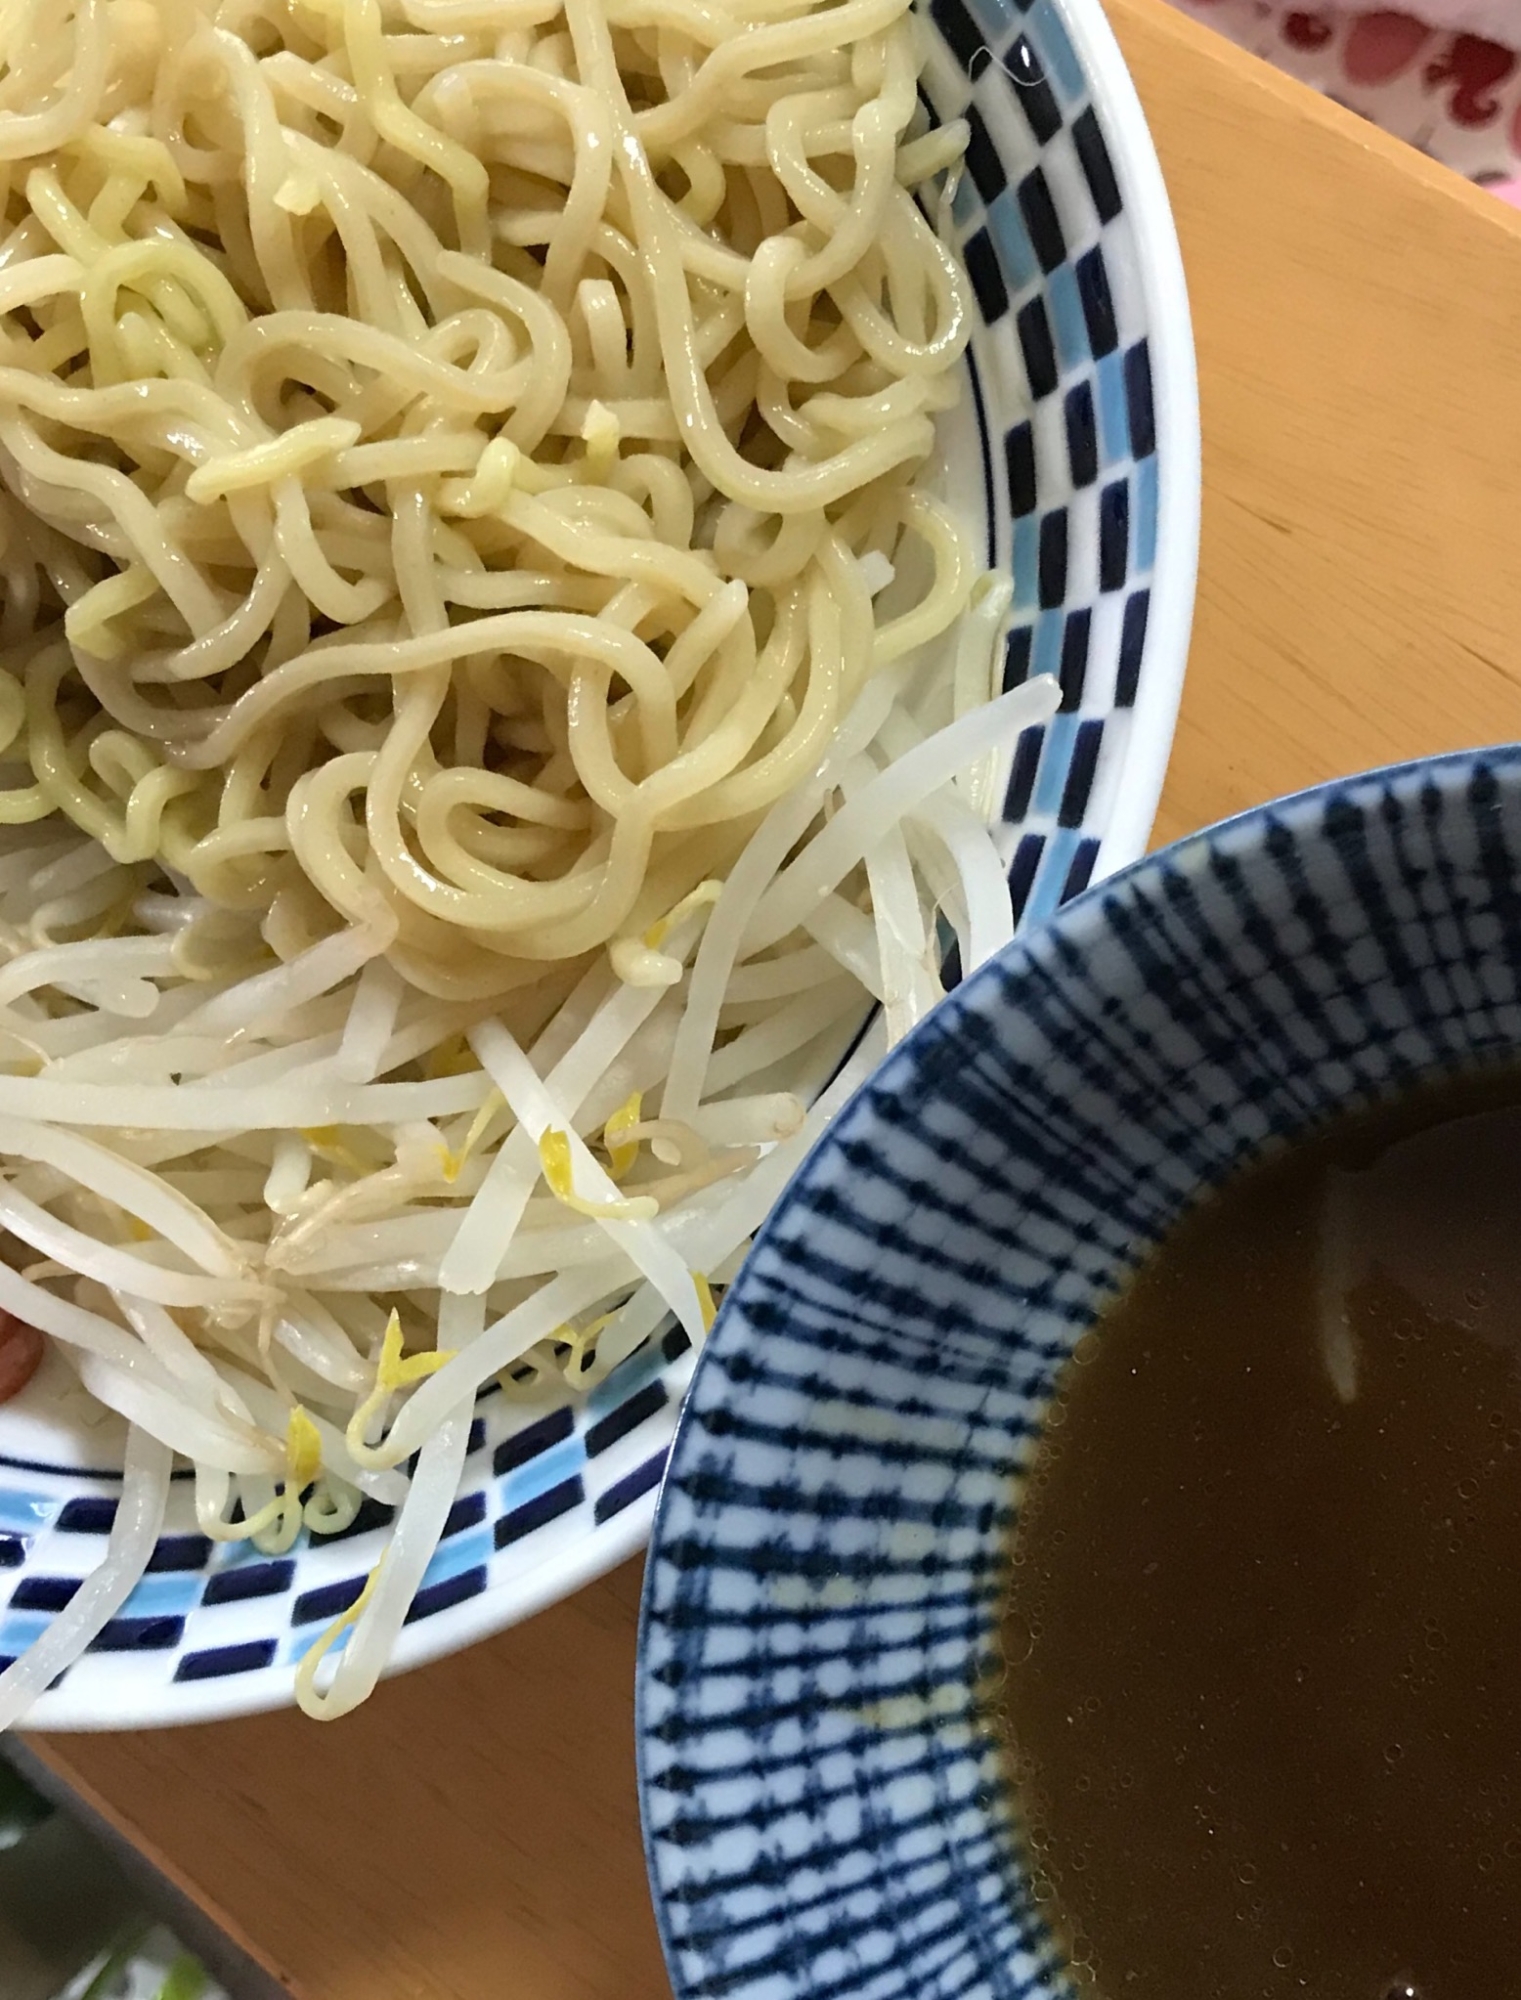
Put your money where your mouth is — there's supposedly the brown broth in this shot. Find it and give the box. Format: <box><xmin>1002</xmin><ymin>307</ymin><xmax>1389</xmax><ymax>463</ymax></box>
<box><xmin>1000</xmin><ymin>1066</ymin><xmax>1521</xmax><ymax>2000</ymax></box>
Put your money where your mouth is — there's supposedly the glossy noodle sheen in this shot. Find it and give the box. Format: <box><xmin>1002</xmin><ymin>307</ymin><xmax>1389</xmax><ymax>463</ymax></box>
<box><xmin>0</xmin><ymin>0</ymin><xmax>1057</xmax><ymax>1723</ymax></box>
<box><xmin>0</xmin><ymin>0</ymin><xmax>975</xmax><ymax>987</ymax></box>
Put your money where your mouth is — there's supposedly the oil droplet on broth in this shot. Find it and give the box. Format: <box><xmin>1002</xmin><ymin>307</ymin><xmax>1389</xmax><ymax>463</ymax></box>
<box><xmin>998</xmin><ymin>1066</ymin><xmax>1521</xmax><ymax>2000</ymax></box>
<box><xmin>1003</xmin><ymin>1620</ymin><xmax>1035</xmax><ymax>1665</ymax></box>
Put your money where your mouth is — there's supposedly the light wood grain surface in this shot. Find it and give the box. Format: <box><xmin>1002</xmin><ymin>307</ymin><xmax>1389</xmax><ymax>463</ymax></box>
<box><xmin>32</xmin><ymin>5</ymin><xmax>1521</xmax><ymax>1995</ymax></box>
<box><xmin>1120</xmin><ymin>0</ymin><xmax>1521</xmax><ymax>848</ymax></box>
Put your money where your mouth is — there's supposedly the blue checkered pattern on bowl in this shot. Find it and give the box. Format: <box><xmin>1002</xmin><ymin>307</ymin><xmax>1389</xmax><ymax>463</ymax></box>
<box><xmin>922</xmin><ymin>0</ymin><xmax>1182</xmax><ymax>920</ymax></box>
<box><xmin>639</xmin><ymin>747</ymin><xmax>1521</xmax><ymax>2000</ymax></box>
<box><xmin>2</xmin><ymin>0</ymin><xmax>1196</xmax><ymax>1727</ymax></box>
<box><xmin>3</xmin><ymin>1344</ymin><xmax>686</xmax><ymax>1712</ymax></box>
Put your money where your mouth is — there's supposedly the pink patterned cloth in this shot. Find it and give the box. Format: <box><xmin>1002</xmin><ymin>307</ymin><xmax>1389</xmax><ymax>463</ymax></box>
<box><xmin>1381</xmin><ymin>0</ymin><xmax>1517</xmax><ymax>40</ymax></box>
<box><xmin>1172</xmin><ymin>0</ymin><xmax>1521</xmax><ymax>189</ymax></box>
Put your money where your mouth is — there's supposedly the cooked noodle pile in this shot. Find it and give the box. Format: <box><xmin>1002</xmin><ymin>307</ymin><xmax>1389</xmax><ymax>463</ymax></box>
<box><xmin>0</xmin><ymin>0</ymin><xmax>1055</xmax><ymax>1722</ymax></box>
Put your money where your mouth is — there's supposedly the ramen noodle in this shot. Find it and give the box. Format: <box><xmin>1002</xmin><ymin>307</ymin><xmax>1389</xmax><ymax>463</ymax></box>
<box><xmin>0</xmin><ymin>0</ymin><xmax>1054</xmax><ymax>1721</ymax></box>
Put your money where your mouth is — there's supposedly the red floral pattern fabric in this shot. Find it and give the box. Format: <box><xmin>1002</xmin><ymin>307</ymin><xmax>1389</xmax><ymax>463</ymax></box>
<box><xmin>1173</xmin><ymin>0</ymin><xmax>1521</xmax><ymax>194</ymax></box>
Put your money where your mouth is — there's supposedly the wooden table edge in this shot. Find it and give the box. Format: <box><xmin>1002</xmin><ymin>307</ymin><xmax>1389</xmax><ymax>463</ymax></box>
<box><xmin>1110</xmin><ymin>0</ymin><xmax>1521</xmax><ymax>250</ymax></box>
<box><xmin>27</xmin><ymin>4</ymin><xmax>1521</xmax><ymax>1996</ymax></box>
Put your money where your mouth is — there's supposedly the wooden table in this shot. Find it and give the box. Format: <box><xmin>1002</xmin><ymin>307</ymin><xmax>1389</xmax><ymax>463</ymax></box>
<box><xmin>28</xmin><ymin>5</ymin><xmax>1521</xmax><ymax>1995</ymax></box>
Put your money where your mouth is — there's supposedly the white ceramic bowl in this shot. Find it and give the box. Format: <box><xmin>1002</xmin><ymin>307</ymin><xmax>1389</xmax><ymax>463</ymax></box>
<box><xmin>3</xmin><ymin>0</ymin><xmax>1199</xmax><ymax>1727</ymax></box>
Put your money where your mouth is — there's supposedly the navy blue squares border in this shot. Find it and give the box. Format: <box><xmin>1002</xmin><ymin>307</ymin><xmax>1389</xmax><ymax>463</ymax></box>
<box><xmin>964</xmin><ymin>214</ymin><xmax>1131</xmax><ymax>375</ymax></box>
<box><xmin>496</xmin><ymin>1476</ymin><xmax>582</xmax><ymax>1550</ymax></box>
<box><xmin>0</xmin><ymin>0</ymin><xmax>1187</xmax><ymax>1712</ymax></box>
<box><xmin>925</xmin><ymin>0</ymin><xmax>1170</xmax><ymax>944</ymax></box>
<box><xmin>176</xmin><ymin>1639</ymin><xmax>276</xmax><ymax>1683</ymax></box>
<box><xmin>1003</xmin><ymin>343</ymin><xmax>1156</xmax><ymax>517</ymax></box>
<box><xmin>0</xmin><ymin>1351</ymin><xmax>678</xmax><ymax>1687</ymax></box>
<box><xmin>595</xmin><ymin>1449</ymin><xmax>669</xmax><ymax>1526</ymax></box>
<box><xmin>1004</xmin><ymin>584</ymin><xmax>1144</xmax><ymax>712</ymax></box>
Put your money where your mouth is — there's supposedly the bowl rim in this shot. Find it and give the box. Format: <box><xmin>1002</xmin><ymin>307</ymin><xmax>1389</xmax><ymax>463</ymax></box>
<box><xmin>1062</xmin><ymin>0</ymin><xmax>1200</xmax><ymax>888</ymax></box>
<box><xmin>10</xmin><ymin>0</ymin><xmax>1202</xmax><ymax>1732</ymax></box>
<box><xmin>635</xmin><ymin>733</ymin><xmax>1521</xmax><ymax>1994</ymax></box>
<box><xmin>636</xmin><ymin>0</ymin><xmax>1211</xmax><ymax>1902</ymax></box>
